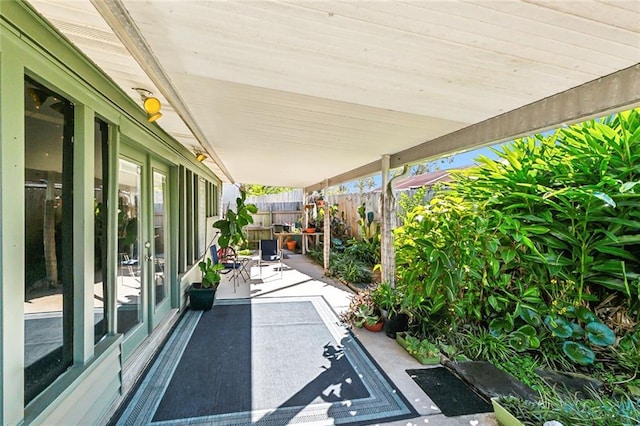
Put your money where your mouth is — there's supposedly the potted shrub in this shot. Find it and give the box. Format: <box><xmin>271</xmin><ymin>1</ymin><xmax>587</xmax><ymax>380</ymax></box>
<box><xmin>396</xmin><ymin>332</ymin><xmax>441</xmax><ymax>365</ymax></box>
<box><xmin>188</xmin><ymin>258</ymin><xmax>224</xmax><ymax>310</ymax></box>
<box><xmin>372</xmin><ymin>282</ymin><xmax>408</xmax><ymax>338</ymax></box>
<box><xmin>354</xmin><ymin>305</ymin><xmax>384</xmax><ymax>332</ymax></box>
<box><xmin>340</xmin><ymin>287</ymin><xmax>383</xmax><ymax>331</ymax></box>
<box><xmin>212</xmin><ymin>188</ymin><xmax>258</xmax><ymax>251</ymax></box>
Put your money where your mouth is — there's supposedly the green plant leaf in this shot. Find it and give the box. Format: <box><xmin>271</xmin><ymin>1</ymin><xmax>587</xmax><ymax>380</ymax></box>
<box><xmin>562</xmin><ymin>341</ymin><xmax>595</xmax><ymax>366</ymax></box>
<box><xmin>575</xmin><ymin>306</ymin><xmax>599</xmax><ymax>323</ymax></box>
<box><xmin>592</xmin><ymin>191</ymin><xmax>616</xmax><ymax>208</ymax></box>
<box><xmin>585</xmin><ymin>322</ymin><xmax>615</xmax><ymax>346</ymax></box>
<box><xmin>571</xmin><ymin>323</ymin><xmax>585</xmax><ymax>338</ymax></box>
<box><xmin>544</xmin><ymin>315</ymin><xmax>573</xmax><ymax>338</ymax></box>
<box><xmin>516</xmin><ymin>324</ymin><xmax>537</xmax><ymax>337</ymax></box>
<box><xmin>489</xmin><ymin>316</ymin><xmax>514</xmax><ymax>335</ymax></box>
<box><xmin>508</xmin><ymin>331</ymin><xmax>528</xmax><ymax>352</ymax></box>
<box><xmin>520</xmin><ymin>307</ymin><xmax>542</xmax><ymax>327</ymax></box>
<box><xmin>501</xmin><ymin>249</ymin><xmax>517</xmax><ymax>265</ymax></box>
<box><xmin>528</xmin><ymin>336</ymin><xmax>540</xmax><ymax>349</ymax></box>
<box><xmin>620</xmin><ymin>181</ymin><xmax>640</xmax><ymax>193</ymax></box>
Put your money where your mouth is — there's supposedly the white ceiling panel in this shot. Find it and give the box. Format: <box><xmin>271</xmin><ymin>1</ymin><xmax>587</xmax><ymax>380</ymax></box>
<box><xmin>27</xmin><ymin>0</ymin><xmax>640</xmax><ymax>188</ymax></box>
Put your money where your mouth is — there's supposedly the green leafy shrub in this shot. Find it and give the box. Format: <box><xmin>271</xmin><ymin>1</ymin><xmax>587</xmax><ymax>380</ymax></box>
<box><xmin>403</xmin><ymin>334</ymin><xmax>440</xmax><ymax>360</ymax></box>
<box><xmin>344</xmin><ymin>239</ymin><xmax>379</xmax><ymax>266</ymax></box>
<box><xmin>498</xmin><ymin>389</ymin><xmax>640</xmax><ymax>426</ymax></box>
<box><xmin>393</xmin><ymin>108</ymin><xmax>640</xmax><ymax>370</ymax></box>
<box><xmin>308</xmin><ymin>249</ymin><xmax>373</xmax><ymax>284</ymax></box>
<box><xmin>340</xmin><ymin>287</ymin><xmax>379</xmax><ymax>328</ymax></box>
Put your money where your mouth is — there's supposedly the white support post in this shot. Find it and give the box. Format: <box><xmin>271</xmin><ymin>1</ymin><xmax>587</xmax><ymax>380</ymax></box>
<box><xmin>380</xmin><ymin>155</ymin><xmax>394</xmax><ymax>287</ymax></box>
<box><xmin>323</xmin><ymin>179</ymin><xmax>330</xmax><ymax>273</ymax></box>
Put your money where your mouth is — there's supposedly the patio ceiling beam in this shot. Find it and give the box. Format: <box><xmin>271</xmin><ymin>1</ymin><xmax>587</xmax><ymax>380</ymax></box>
<box><xmin>90</xmin><ymin>0</ymin><xmax>234</xmax><ymax>183</ymax></box>
<box><xmin>304</xmin><ymin>63</ymin><xmax>640</xmax><ymax>193</ymax></box>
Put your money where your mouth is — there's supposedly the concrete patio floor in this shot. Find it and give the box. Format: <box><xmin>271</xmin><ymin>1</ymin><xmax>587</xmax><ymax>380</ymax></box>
<box><xmin>214</xmin><ymin>252</ymin><xmax>498</xmax><ymax>426</ymax></box>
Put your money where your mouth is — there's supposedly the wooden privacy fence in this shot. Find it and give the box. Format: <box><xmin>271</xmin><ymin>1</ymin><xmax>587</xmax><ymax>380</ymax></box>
<box><xmin>245</xmin><ymin>188</ymin><xmax>435</xmax><ymax>245</ymax></box>
<box><xmin>245</xmin><ymin>200</ymin><xmax>303</xmax><ymax>248</ymax></box>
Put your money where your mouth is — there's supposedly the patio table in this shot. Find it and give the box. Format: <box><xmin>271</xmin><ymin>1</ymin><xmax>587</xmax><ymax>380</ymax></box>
<box><xmin>273</xmin><ymin>231</ymin><xmax>323</xmax><ymax>255</ymax></box>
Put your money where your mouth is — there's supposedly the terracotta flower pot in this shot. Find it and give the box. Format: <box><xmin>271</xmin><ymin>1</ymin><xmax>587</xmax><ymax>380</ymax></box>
<box><xmin>364</xmin><ymin>321</ymin><xmax>384</xmax><ymax>332</ymax></box>
<box><xmin>286</xmin><ymin>240</ymin><xmax>296</xmax><ymax>251</ymax></box>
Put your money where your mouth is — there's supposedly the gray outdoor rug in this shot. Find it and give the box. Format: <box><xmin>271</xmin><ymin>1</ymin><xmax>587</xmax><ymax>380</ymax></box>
<box><xmin>116</xmin><ymin>296</ymin><xmax>415</xmax><ymax>425</ymax></box>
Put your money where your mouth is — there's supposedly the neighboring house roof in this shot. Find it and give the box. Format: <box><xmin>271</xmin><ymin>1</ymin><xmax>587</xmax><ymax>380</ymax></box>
<box><xmin>374</xmin><ymin>165</ymin><xmax>477</xmax><ymax>191</ymax></box>
<box><xmin>393</xmin><ymin>170</ymin><xmax>453</xmax><ymax>190</ymax></box>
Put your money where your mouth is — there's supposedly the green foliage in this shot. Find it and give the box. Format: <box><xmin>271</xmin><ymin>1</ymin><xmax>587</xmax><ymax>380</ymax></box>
<box><xmin>493</xmin><ymin>353</ymin><xmax>545</xmax><ymax>391</ymax></box>
<box><xmin>393</xmin><ymin>109</ymin><xmax>640</xmax><ymax>370</ymax></box>
<box><xmin>455</xmin><ymin>325</ymin><xmax>517</xmax><ymax>362</ymax></box>
<box><xmin>562</xmin><ymin>341</ymin><xmax>595</xmax><ymax>366</ymax></box>
<box><xmin>403</xmin><ymin>334</ymin><xmax>440</xmax><ymax>359</ymax></box>
<box><xmin>371</xmin><ymin>282</ymin><xmax>400</xmax><ymax>311</ymax></box>
<box><xmin>344</xmin><ymin>238</ymin><xmax>380</xmax><ymax>266</ymax></box>
<box><xmin>340</xmin><ymin>287</ymin><xmax>379</xmax><ymax>328</ymax></box>
<box><xmin>330</xmin><ymin>253</ymin><xmax>372</xmax><ymax>284</ymax></box>
<box><xmin>357</xmin><ymin>203</ymin><xmax>380</xmax><ymax>243</ymax></box>
<box><xmin>353</xmin><ymin>305</ymin><xmax>380</xmax><ymax>327</ymax></box>
<box><xmin>316</xmin><ymin>204</ymin><xmax>352</xmax><ymax>243</ymax></box>
<box><xmin>454</xmin><ymin>109</ymin><xmax>640</xmax><ymax>308</ymax></box>
<box><xmin>542</xmin><ymin>304</ymin><xmax>616</xmax><ymax>366</ymax></box>
<box><xmin>212</xmin><ymin>189</ymin><xmax>258</xmax><ymax>248</ymax></box>
<box><xmin>198</xmin><ymin>258</ymin><xmax>224</xmax><ymax>288</ymax></box>
<box><xmin>244</xmin><ymin>185</ymin><xmax>293</xmax><ymax>196</ymax></box>
<box><xmin>397</xmin><ymin>186</ymin><xmax>430</xmax><ymax>219</ymax></box>
<box><xmin>308</xmin><ymin>248</ymin><xmax>373</xmax><ymax>285</ymax></box>
<box><xmin>498</xmin><ymin>389</ymin><xmax>640</xmax><ymax>426</ymax></box>
<box><xmin>614</xmin><ymin>329</ymin><xmax>640</xmax><ymax>373</ymax></box>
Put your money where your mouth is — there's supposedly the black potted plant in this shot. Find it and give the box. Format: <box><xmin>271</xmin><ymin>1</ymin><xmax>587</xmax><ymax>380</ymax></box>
<box><xmin>188</xmin><ymin>258</ymin><xmax>224</xmax><ymax>310</ymax></box>
<box><xmin>372</xmin><ymin>282</ymin><xmax>408</xmax><ymax>338</ymax></box>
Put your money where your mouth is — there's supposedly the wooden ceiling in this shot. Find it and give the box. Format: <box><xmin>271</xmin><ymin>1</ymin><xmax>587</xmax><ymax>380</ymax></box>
<box><xmin>28</xmin><ymin>0</ymin><xmax>640</xmax><ymax>188</ymax></box>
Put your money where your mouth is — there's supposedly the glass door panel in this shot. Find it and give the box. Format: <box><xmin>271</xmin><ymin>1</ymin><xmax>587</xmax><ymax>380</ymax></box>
<box><xmin>117</xmin><ymin>158</ymin><xmax>142</xmax><ymax>335</ymax></box>
<box><xmin>153</xmin><ymin>170</ymin><xmax>168</xmax><ymax>308</ymax></box>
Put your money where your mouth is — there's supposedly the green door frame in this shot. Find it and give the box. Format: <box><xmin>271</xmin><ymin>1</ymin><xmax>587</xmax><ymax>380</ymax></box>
<box><xmin>148</xmin><ymin>158</ymin><xmax>172</xmax><ymax>330</ymax></box>
<box><xmin>117</xmin><ymin>145</ymin><xmax>148</xmax><ymax>359</ymax></box>
<box><xmin>118</xmin><ymin>145</ymin><xmax>176</xmax><ymax>358</ymax></box>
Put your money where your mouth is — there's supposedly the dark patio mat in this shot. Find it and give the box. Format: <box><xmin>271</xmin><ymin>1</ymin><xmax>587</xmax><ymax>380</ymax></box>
<box><xmin>407</xmin><ymin>367</ymin><xmax>492</xmax><ymax>417</ymax></box>
<box><xmin>116</xmin><ymin>296</ymin><xmax>416</xmax><ymax>425</ymax></box>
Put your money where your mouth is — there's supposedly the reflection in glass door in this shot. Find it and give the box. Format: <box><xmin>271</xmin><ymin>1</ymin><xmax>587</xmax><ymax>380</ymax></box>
<box><xmin>153</xmin><ymin>171</ymin><xmax>168</xmax><ymax>307</ymax></box>
<box><xmin>117</xmin><ymin>159</ymin><xmax>142</xmax><ymax>335</ymax></box>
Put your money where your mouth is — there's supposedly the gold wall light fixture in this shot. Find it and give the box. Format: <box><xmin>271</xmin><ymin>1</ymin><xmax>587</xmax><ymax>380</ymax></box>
<box><xmin>133</xmin><ymin>88</ymin><xmax>162</xmax><ymax>122</ymax></box>
<box><xmin>195</xmin><ymin>151</ymin><xmax>207</xmax><ymax>162</ymax></box>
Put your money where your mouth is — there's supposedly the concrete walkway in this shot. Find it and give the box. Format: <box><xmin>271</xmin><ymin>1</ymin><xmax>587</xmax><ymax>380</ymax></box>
<box><xmin>215</xmin><ymin>252</ymin><xmax>498</xmax><ymax>426</ymax></box>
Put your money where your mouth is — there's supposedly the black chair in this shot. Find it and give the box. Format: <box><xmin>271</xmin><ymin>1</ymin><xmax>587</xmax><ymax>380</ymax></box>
<box><xmin>258</xmin><ymin>239</ymin><xmax>283</xmax><ymax>279</ymax></box>
<box><xmin>210</xmin><ymin>244</ymin><xmax>240</xmax><ymax>291</ymax></box>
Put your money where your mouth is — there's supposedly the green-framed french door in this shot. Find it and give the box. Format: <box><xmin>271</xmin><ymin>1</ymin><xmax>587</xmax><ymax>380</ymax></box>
<box><xmin>117</xmin><ymin>146</ymin><xmax>173</xmax><ymax>358</ymax></box>
<box><xmin>149</xmin><ymin>159</ymin><xmax>171</xmax><ymax>328</ymax></box>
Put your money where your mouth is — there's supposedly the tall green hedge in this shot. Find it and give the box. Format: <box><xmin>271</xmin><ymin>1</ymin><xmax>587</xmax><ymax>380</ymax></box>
<box><xmin>395</xmin><ymin>109</ymin><xmax>640</xmax><ymax>333</ymax></box>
